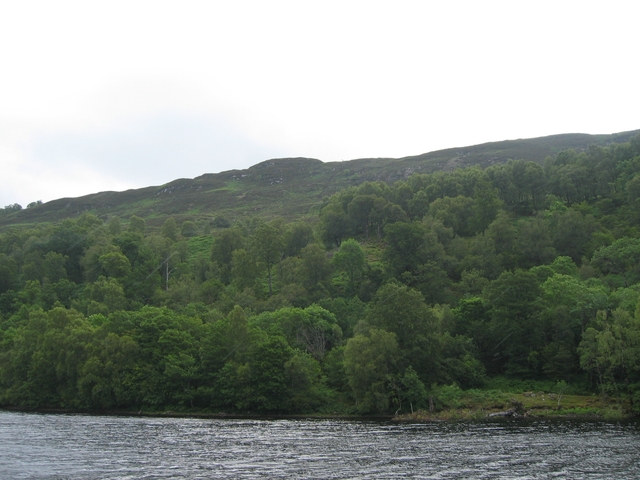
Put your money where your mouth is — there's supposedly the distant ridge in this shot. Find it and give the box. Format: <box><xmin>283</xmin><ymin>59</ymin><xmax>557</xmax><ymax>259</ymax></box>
<box><xmin>2</xmin><ymin>129</ymin><xmax>638</xmax><ymax>228</ymax></box>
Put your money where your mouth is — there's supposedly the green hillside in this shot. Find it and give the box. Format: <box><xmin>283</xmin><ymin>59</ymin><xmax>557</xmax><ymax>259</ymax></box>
<box><xmin>2</xmin><ymin>130</ymin><xmax>638</xmax><ymax>230</ymax></box>
<box><xmin>2</xmin><ymin>129</ymin><xmax>640</xmax><ymax>418</ymax></box>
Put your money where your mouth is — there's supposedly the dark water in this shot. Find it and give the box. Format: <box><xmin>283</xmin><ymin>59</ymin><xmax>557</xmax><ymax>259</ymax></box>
<box><xmin>1</xmin><ymin>411</ymin><xmax>639</xmax><ymax>479</ymax></box>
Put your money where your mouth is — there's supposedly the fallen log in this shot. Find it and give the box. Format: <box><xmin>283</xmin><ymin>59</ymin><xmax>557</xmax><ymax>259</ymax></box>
<box><xmin>488</xmin><ymin>409</ymin><xmax>517</xmax><ymax>417</ymax></box>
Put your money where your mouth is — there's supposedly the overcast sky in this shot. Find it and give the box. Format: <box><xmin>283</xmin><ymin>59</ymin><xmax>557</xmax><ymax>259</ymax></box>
<box><xmin>1</xmin><ymin>1</ymin><xmax>638</xmax><ymax>207</ymax></box>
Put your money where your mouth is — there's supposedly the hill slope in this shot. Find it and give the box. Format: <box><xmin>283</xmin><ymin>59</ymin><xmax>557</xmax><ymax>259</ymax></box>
<box><xmin>2</xmin><ymin>129</ymin><xmax>638</xmax><ymax>228</ymax></box>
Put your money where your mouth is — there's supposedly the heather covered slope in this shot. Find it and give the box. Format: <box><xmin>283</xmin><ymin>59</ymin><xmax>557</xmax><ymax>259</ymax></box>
<box><xmin>2</xmin><ymin>130</ymin><xmax>638</xmax><ymax>229</ymax></box>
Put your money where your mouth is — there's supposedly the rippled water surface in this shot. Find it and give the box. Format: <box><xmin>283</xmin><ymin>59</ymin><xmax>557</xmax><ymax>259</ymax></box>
<box><xmin>1</xmin><ymin>411</ymin><xmax>639</xmax><ymax>479</ymax></box>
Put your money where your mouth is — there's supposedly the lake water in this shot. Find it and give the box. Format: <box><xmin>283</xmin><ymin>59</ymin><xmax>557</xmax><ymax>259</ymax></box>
<box><xmin>1</xmin><ymin>411</ymin><xmax>639</xmax><ymax>479</ymax></box>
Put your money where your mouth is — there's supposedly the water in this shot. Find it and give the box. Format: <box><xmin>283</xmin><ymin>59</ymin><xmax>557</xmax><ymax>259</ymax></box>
<box><xmin>1</xmin><ymin>411</ymin><xmax>639</xmax><ymax>479</ymax></box>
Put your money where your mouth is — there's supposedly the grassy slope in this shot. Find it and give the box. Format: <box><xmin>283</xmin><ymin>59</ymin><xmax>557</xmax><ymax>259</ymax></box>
<box><xmin>396</xmin><ymin>392</ymin><xmax>628</xmax><ymax>421</ymax></box>
<box><xmin>2</xmin><ymin>130</ymin><xmax>639</xmax><ymax>230</ymax></box>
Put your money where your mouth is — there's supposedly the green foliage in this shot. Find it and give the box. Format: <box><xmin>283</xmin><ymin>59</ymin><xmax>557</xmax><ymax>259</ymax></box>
<box><xmin>366</xmin><ymin>283</ymin><xmax>437</xmax><ymax>365</ymax></box>
<box><xmin>162</xmin><ymin>217</ymin><xmax>179</xmax><ymax>241</ymax></box>
<box><xmin>284</xmin><ymin>222</ymin><xmax>314</xmax><ymax>257</ymax></box>
<box><xmin>252</xmin><ymin>305</ymin><xmax>342</xmax><ymax>360</ymax></box>
<box><xmin>431</xmin><ymin>384</ymin><xmax>464</xmax><ymax>410</ymax></box>
<box><xmin>483</xmin><ymin>269</ymin><xmax>543</xmax><ymax>376</ymax></box>
<box><xmin>250</xmin><ymin>222</ymin><xmax>284</xmax><ymax>297</ymax></box>
<box><xmin>331</xmin><ymin>239</ymin><xmax>366</xmax><ymax>295</ymax></box>
<box><xmin>0</xmin><ymin>254</ymin><xmax>18</xmax><ymax>294</ymax></box>
<box><xmin>591</xmin><ymin>237</ymin><xmax>640</xmax><ymax>287</ymax></box>
<box><xmin>579</xmin><ymin>308</ymin><xmax>640</xmax><ymax>402</ymax></box>
<box><xmin>382</xmin><ymin>221</ymin><xmax>428</xmax><ymax>276</ymax></box>
<box><xmin>299</xmin><ymin>243</ymin><xmax>332</xmax><ymax>295</ymax></box>
<box><xmin>400</xmin><ymin>366</ymin><xmax>427</xmax><ymax>413</ymax></box>
<box><xmin>211</xmin><ymin>227</ymin><xmax>245</xmax><ymax>284</ymax></box>
<box><xmin>343</xmin><ymin>328</ymin><xmax>399</xmax><ymax>413</ymax></box>
<box><xmin>211</xmin><ymin>216</ymin><xmax>231</xmax><ymax>228</ymax></box>
<box><xmin>3</xmin><ymin>133</ymin><xmax>640</xmax><ymax>415</ymax></box>
<box><xmin>128</xmin><ymin>215</ymin><xmax>146</xmax><ymax>235</ymax></box>
<box><xmin>180</xmin><ymin>221</ymin><xmax>197</xmax><ymax>238</ymax></box>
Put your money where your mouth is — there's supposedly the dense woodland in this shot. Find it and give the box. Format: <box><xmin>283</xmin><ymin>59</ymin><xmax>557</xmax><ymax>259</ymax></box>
<box><xmin>2</xmin><ymin>134</ymin><xmax>640</xmax><ymax>415</ymax></box>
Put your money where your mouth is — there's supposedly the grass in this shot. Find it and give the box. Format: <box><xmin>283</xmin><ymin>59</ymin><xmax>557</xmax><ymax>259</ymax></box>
<box><xmin>187</xmin><ymin>236</ymin><xmax>215</xmax><ymax>263</ymax></box>
<box><xmin>395</xmin><ymin>388</ymin><xmax>632</xmax><ymax>422</ymax></box>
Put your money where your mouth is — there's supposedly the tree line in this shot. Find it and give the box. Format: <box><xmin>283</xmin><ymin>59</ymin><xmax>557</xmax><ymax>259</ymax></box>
<box><xmin>1</xmin><ymin>134</ymin><xmax>640</xmax><ymax>414</ymax></box>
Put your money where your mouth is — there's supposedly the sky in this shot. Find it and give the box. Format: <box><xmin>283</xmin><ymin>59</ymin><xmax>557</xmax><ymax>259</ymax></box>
<box><xmin>1</xmin><ymin>1</ymin><xmax>638</xmax><ymax>208</ymax></box>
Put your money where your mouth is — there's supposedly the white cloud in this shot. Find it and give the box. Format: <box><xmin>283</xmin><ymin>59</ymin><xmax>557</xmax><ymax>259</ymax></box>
<box><xmin>0</xmin><ymin>133</ymin><xmax>134</xmax><ymax>207</ymax></box>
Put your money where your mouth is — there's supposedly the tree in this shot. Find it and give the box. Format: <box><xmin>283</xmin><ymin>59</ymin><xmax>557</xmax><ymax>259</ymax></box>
<box><xmin>550</xmin><ymin>209</ymin><xmax>599</xmax><ymax>262</ymax></box>
<box><xmin>107</xmin><ymin>217</ymin><xmax>122</xmax><ymax>235</ymax></box>
<box><xmin>211</xmin><ymin>216</ymin><xmax>231</xmax><ymax>228</ymax></box>
<box><xmin>515</xmin><ymin>217</ymin><xmax>556</xmax><ymax>268</ymax></box>
<box><xmin>384</xmin><ymin>221</ymin><xmax>451</xmax><ymax>280</ymax></box>
<box><xmin>472</xmin><ymin>178</ymin><xmax>503</xmax><ymax>233</ymax></box>
<box><xmin>86</xmin><ymin>276</ymin><xmax>128</xmax><ymax>314</ymax></box>
<box><xmin>251</xmin><ymin>223</ymin><xmax>284</xmax><ymax>297</ymax></box>
<box><xmin>382</xmin><ymin>221</ymin><xmax>453</xmax><ymax>303</ymax></box>
<box><xmin>347</xmin><ymin>194</ymin><xmax>385</xmax><ymax>238</ymax></box>
<box><xmin>428</xmin><ymin>195</ymin><xmax>476</xmax><ymax>237</ymax></box>
<box><xmin>554</xmin><ymin>380</ymin><xmax>569</xmax><ymax>407</ymax></box>
<box><xmin>299</xmin><ymin>244</ymin><xmax>332</xmax><ymax>294</ymax></box>
<box><xmin>4</xmin><ymin>307</ymin><xmax>93</xmax><ymax>408</ymax></box>
<box><xmin>380</xmin><ymin>202</ymin><xmax>408</xmax><ymax>232</ymax></box>
<box><xmin>181</xmin><ymin>221</ymin><xmax>198</xmax><ymax>238</ymax></box>
<box><xmin>42</xmin><ymin>252</ymin><xmax>68</xmax><ymax>284</ymax></box>
<box><xmin>261</xmin><ymin>305</ymin><xmax>342</xmax><ymax>361</ymax></box>
<box><xmin>211</xmin><ymin>228</ymin><xmax>245</xmax><ymax>284</ymax></box>
<box><xmin>225</xmin><ymin>305</ymin><xmax>250</xmax><ymax>361</ymax></box>
<box><xmin>400</xmin><ymin>366</ymin><xmax>427</xmax><ymax>414</ymax></box>
<box><xmin>164</xmin><ymin>352</ymin><xmax>199</xmax><ymax>407</ymax></box>
<box><xmin>458</xmin><ymin>235</ymin><xmax>503</xmax><ymax>280</ymax></box>
<box><xmin>331</xmin><ymin>239</ymin><xmax>366</xmax><ymax>295</ymax></box>
<box><xmin>2</xmin><ymin>203</ymin><xmax>22</xmax><ymax>212</ymax></box>
<box><xmin>318</xmin><ymin>200</ymin><xmax>349</xmax><ymax>248</ymax></box>
<box><xmin>383</xmin><ymin>221</ymin><xmax>428</xmax><ymax>277</ymax></box>
<box><xmin>283</xmin><ymin>222</ymin><xmax>314</xmax><ymax>257</ymax></box>
<box><xmin>46</xmin><ymin>220</ymin><xmax>88</xmax><ymax>283</ymax></box>
<box><xmin>161</xmin><ymin>217</ymin><xmax>179</xmax><ymax>241</ymax></box>
<box><xmin>128</xmin><ymin>215</ymin><xmax>146</xmax><ymax>235</ymax></box>
<box><xmin>247</xmin><ymin>335</ymin><xmax>294</xmax><ymax>412</ymax></box>
<box><xmin>343</xmin><ymin>328</ymin><xmax>399</xmax><ymax>413</ymax></box>
<box><xmin>591</xmin><ymin>237</ymin><xmax>640</xmax><ymax>287</ymax></box>
<box><xmin>487</xmin><ymin>211</ymin><xmax>517</xmax><ymax>269</ymax></box>
<box><xmin>98</xmin><ymin>250</ymin><xmax>131</xmax><ymax>280</ymax></box>
<box><xmin>367</xmin><ymin>282</ymin><xmax>440</xmax><ymax>381</ymax></box>
<box><xmin>541</xmin><ymin>273</ymin><xmax>607</xmax><ymax>331</ymax></box>
<box><xmin>579</xmin><ymin>309</ymin><xmax>640</xmax><ymax>403</ymax></box>
<box><xmin>407</xmin><ymin>190</ymin><xmax>431</xmax><ymax>220</ymax></box>
<box><xmin>78</xmin><ymin>331</ymin><xmax>139</xmax><ymax>409</ymax></box>
<box><xmin>0</xmin><ymin>254</ymin><xmax>19</xmax><ymax>294</ymax></box>
<box><xmin>483</xmin><ymin>269</ymin><xmax>543</xmax><ymax>376</ymax></box>
<box><xmin>231</xmin><ymin>249</ymin><xmax>260</xmax><ymax>292</ymax></box>
<box><xmin>284</xmin><ymin>351</ymin><xmax>326</xmax><ymax>412</ymax></box>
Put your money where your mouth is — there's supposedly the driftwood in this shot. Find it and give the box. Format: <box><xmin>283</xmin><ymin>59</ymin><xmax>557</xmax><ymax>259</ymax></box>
<box><xmin>488</xmin><ymin>409</ymin><xmax>519</xmax><ymax>417</ymax></box>
<box><xmin>489</xmin><ymin>400</ymin><xmax>526</xmax><ymax>417</ymax></box>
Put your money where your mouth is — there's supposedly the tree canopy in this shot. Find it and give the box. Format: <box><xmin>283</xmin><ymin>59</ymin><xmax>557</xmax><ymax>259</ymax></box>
<box><xmin>2</xmin><ymin>134</ymin><xmax>640</xmax><ymax>414</ymax></box>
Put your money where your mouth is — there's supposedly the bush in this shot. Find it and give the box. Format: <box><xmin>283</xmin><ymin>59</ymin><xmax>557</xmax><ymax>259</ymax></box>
<box><xmin>431</xmin><ymin>384</ymin><xmax>463</xmax><ymax>410</ymax></box>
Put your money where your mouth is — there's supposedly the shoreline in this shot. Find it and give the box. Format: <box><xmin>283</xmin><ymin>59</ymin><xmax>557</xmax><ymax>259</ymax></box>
<box><xmin>392</xmin><ymin>410</ymin><xmax>632</xmax><ymax>422</ymax></box>
<box><xmin>1</xmin><ymin>406</ymin><xmax>635</xmax><ymax>422</ymax></box>
<box><xmin>0</xmin><ymin>406</ymin><xmax>393</xmax><ymax>422</ymax></box>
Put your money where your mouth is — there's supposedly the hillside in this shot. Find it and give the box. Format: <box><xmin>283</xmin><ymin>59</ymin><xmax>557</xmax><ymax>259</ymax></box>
<box><xmin>2</xmin><ymin>129</ymin><xmax>638</xmax><ymax>229</ymax></box>
<box><xmin>2</xmin><ymin>128</ymin><xmax>640</xmax><ymax>417</ymax></box>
